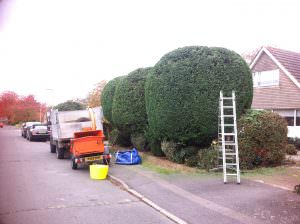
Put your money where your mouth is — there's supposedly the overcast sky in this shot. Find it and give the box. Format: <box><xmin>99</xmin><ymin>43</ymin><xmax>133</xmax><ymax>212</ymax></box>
<box><xmin>1</xmin><ymin>0</ymin><xmax>300</xmax><ymax>105</ymax></box>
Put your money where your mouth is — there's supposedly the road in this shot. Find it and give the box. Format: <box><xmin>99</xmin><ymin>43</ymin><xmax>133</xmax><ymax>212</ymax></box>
<box><xmin>0</xmin><ymin>126</ymin><xmax>174</xmax><ymax>224</ymax></box>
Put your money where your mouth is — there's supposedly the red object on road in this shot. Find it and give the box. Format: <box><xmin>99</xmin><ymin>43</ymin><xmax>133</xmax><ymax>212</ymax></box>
<box><xmin>0</xmin><ymin>123</ymin><xmax>4</xmax><ymax>128</ymax></box>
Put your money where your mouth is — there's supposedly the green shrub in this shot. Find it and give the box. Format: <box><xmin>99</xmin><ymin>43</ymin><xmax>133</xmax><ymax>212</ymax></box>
<box><xmin>131</xmin><ymin>133</ymin><xmax>146</xmax><ymax>151</ymax></box>
<box><xmin>288</xmin><ymin>137</ymin><xmax>300</xmax><ymax>149</ymax></box>
<box><xmin>54</xmin><ymin>100</ymin><xmax>86</xmax><ymax>111</ymax></box>
<box><xmin>285</xmin><ymin>144</ymin><xmax>297</xmax><ymax>155</ymax></box>
<box><xmin>108</xmin><ymin>129</ymin><xmax>131</xmax><ymax>146</ymax></box>
<box><xmin>148</xmin><ymin>140</ymin><xmax>164</xmax><ymax>156</ymax></box>
<box><xmin>238</xmin><ymin>110</ymin><xmax>288</xmax><ymax>169</ymax></box>
<box><xmin>101</xmin><ymin>76</ymin><xmax>123</xmax><ymax>123</ymax></box>
<box><xmin>197</xmin><ymin>147</ymin><xmax>218</xmax><ymax>171</ymax></box>
<box><xmin>161</xmin><ymin>140</ymin><xmax>199</xmax><ymax>164</ymax></box>
<box><xmin>145</xmin><ymin>46</ymin><xmax>252</xmax><ymax>147</ymax></box>
<box><xmin>112</xmin><ymin>68</ymin><xmax>151</xmax><ymax>135</ymax></box>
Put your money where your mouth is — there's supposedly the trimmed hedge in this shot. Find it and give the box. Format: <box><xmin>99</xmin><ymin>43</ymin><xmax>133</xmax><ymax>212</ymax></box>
<box><xmin>112</xmin><ymin>68</ymin><xmax>151</xmax><ymax>134</ymax></box>
<box><xmin>145</xmin><ymin>46</ymin><xmax>252</xmax><ymax>147</ymax></box>
<box><xmin>238</xmin><ymin>110</ymin><xmax>288</xmax><ymax>169</ymax></box>
<box><xmin>101</xmin><ymin>76</ymin><xmax>123</xmax><ymax>123</ymax></box>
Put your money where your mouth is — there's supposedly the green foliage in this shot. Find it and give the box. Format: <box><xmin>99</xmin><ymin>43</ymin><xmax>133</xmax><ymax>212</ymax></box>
<box><xmin>145</xmin><ymin>46</ymin><xmax>253</xmax><ymax>147</ymax></box>
<box><xmin>54</xmin><ymin>100</ymin><xmax>86</xmax><ymax>111</ymax></box>
<box><xmin>285</xmin><ymin>144</ymin><xmax>297</xmax><ymax>155</ymax></box>
<box><xmin>197</xmin><ymin>147</ymin><xmax>218</xmax><ymax>171</ymax></box>
<box><xmin>149</xmin><ymin>140</ymin><xmax>164</xmax><ymax>156</ymax></box>
<box><xmin>101</xmin><ymin>76</ymin><xmax>123</xmax><ymax>123</ymax></box>
<box><xmin>161</xmin><ymin>140</ymin><xmax>199</xmax><ymax>164</ymax></box>
<box><xmin>238</xmin><ymin>110</ymin><xmax>288</xmax><ymax>169</ymax></box>
<box><xmin>112</xmin><ymin>68</ymin><xmax>151</xmax><ymax>135</ymax></box>
<box><xmin>108</xmin><ymin>128</ymin><xmax>131</xmax><ymax>146</ymax></box>
<box><xmin>131</xmin><ymin>133</ymin><xmax>146</xmax><ymax>151</ymax></box>
<box><xmin>288</xmin><ymin>137</ymin><xmax>300</xmax><ymax>149</ymax></box>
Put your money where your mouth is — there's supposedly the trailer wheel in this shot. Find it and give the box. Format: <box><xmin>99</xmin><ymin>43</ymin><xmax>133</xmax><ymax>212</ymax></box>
<box><xmin>56</xmin><ymin>146</ymin><xmax>64</xmax><ymax>159</ymax></box>
<box><xmin>71</xmin><ymin>156</ymin><xmax>78</xmax><ymax>170</ymax></box>
<box><xmin>50</xmin><ymin>142</ymin><xmax>56</xmax><ymax>153</ymax></box>
<box><xmin>103</xmin><ymin>158</ymin><xmax>110</xmax><ymax>165</ymax></box>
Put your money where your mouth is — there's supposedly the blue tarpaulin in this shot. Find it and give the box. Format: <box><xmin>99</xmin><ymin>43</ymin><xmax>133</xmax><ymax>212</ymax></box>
<box><xmin>115</xmin><ymin>148</ymin><xmax>142</xmax><ymax>165</ymax></box>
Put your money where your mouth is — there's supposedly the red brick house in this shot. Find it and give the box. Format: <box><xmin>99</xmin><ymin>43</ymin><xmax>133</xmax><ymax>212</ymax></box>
<box><xmin>249</xmin><ymin>46</ymin><xmax>300</xmax><ymax>138</ymax></box>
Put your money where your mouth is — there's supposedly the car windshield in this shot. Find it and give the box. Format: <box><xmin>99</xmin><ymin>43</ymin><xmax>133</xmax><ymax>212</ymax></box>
<box><xmin>33</xmin><ymin>125</ymin><xmax>47</xmax><ymax>130</ymax></box>
<box><xmin>26</xmin><ymin>122</ymin><xmax>41</xmax><ymax>127</ymax></box>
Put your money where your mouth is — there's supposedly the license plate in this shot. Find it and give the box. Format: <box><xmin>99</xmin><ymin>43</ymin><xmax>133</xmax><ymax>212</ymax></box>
<box><xmin>38</xmin><ymin>131</ymin><xmax>47</xmax><ymax>134</ymax></box>
<box><xmin>85</xmin><ymin>156</ymin><xmax>102</xmax><ymax>162</ymax></box>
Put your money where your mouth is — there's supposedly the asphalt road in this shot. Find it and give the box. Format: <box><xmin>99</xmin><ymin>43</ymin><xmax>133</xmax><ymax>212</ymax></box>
<box><xmin>0</xmin><ymin>126</ymin><xmax>174</xmax><ymax>224</ymax></box>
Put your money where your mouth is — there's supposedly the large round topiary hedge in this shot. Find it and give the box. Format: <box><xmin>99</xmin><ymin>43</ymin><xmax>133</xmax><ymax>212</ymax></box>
<box><xmin>145</xmin><ymin>46</ymin><xmax>253</xmax><ymax>146</ymax></box>
<box><xmin>101</xmin><ymin>76</ymin><xmax>123</xmax><ymax>123</ymax></box>
<box><xmin>112</xmin><ymin>68</ymin><xmax>151</xmax><ymax>134</ymax></box>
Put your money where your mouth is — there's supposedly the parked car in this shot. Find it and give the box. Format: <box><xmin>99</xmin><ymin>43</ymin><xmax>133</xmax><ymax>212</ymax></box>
<box><xmin>21</xmin><ymin>121</ymin><xmax>41</xmax><ymax>138</ymax></box>
<box><xmin>0</xmin><ymin>122</ymin><xmax>3</xmax><ymax>128</ymax></box>
<box><xmin>26</xmin><ymin>124</ymin><xmax>49</xmax><ymax>141</ymax></box>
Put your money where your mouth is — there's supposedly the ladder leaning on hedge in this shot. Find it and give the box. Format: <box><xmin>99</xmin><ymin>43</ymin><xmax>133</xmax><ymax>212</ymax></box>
<box><xmin>218</xmin><ymin>90</ymin><xmax>240</xmax><ymax>184</ymax></box>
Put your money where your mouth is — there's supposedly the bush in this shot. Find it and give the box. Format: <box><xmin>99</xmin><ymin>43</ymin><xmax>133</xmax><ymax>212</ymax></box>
<box><xmin>112</xmin><ymin>68</ymin><xmax>151</xmax><ymax>135</ymax></box>
<box><xmin>161</xmin><ymin>140</ymin><xmax>199</xmax><ymax>164</ymax></box>
<box><xmin>54</xmin><ymin>100</ymin><xmax>86</xmax><ymax>111</ymax></box>
<box><xmin>288</xmin><ymin>137</ymin><xmax>300</xmax><ymax>149</ymax></box>
<box><xmin>145</xmin><ymin>46</ymin><xmax>252</xmax><ymax>147</ymax></box>
<box><xmin>197</xmin><ymin>147</ymin><xmax>218</xmax><ymax>171</ymax></box>
<box><xmin>101</xmin><ymin>76</ymin><xmax>123</xmax><ymax>123</ymax></box>
<box><xmin>131</xmin><ymin>133</ymin><xmax>146</xmax><ymax>151</ymax></box>
<box><xmin>108</xmin><ymin>129</ymin><xmax>131</xmax><ymax>147</ymax></box>
<box><xmin>149</xmin><ymin>140</ymin><xmax>164</xmax><ymax>156</ymax></box>
<box><xmin>285</xmin><ymin>144</ymin><xmax>297</xmax><ymax>155</ymax></box>
<box><xmin>238</xmin><ymin>110</ymin><xmax>288</xmax><ymax>169</ymax></box>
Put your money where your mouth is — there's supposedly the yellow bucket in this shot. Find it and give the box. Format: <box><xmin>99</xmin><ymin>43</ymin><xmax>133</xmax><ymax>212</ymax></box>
<box><xmin>89</xmin><ymin>164</ymin><xmax>109</xmax><ymax>180</ymax></box>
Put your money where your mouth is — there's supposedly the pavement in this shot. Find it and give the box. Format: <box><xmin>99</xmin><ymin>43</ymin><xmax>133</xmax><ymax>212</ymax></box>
<box><xmin>109</xmin><ymin>162</ymin><xmax>300</xmax><ymax>224</ymax></box>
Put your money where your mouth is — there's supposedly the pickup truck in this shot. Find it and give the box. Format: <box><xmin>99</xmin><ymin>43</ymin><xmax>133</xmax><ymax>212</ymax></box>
<box><xmin>48</xmin><ymin>107</ymin><xmax>110</xmax><ymax>168</ymax></box>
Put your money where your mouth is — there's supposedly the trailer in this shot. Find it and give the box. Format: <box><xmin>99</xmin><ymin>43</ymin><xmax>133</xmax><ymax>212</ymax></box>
<box><xmin>48</xmin><ymin>107</ymin><xmax>110</xmax><ymax>169</ymax></box>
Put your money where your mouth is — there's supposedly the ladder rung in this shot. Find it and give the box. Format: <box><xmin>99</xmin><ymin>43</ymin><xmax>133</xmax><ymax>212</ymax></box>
<box><xmin>225</xmin><ymin>153</ymin><xmax>236</xmax><ymax>156</ymax></box>
<box><xmin>224</xmin><ymin>143</ymin><xmax>236</xmax><ymax>146</ymax></box>
<box><xmin>224</xmin><ymin>133</ymin><xmax>235</xmax><ymax>136</ymax></box>
<box><xmin>226</xmin><ymin>163</ymin><xmax>237</xmax><ymax>166</ymax></box>
<box><xmin>218</xmin><ymin>124</ymin><xmax>234</xmax><ymax>127</ymax></box>
<box><xmin>223</xmin><ymin>97</ymin><xmax>233</xmax><ymax>100</ymax></box>
<box><xmin>223</xmin><ymin>115</ymin><xmax>234</xmax><ymax>117</ymax></box>
<box><xmin>223</xmin><ymin>106</ymin><xmax>233</xmax><ymax>108</ymax></box>
<box><xmin>226</xmin><ymin>173</ymin><xmax>237</xmax><ymax>176</ymax></box>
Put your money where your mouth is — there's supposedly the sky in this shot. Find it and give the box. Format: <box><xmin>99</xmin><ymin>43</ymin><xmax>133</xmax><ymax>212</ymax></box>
<box><xmin>1</xmin><ymin>0</ymin><xmax>300</xmax><ymax>105</ymax></box>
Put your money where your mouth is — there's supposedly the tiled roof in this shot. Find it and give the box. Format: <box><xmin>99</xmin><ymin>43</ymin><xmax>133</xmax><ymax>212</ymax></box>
<box><xmin>266</xmin><ymin>46</ymin><xmax>300</xmax><ymax>84</ymax></box>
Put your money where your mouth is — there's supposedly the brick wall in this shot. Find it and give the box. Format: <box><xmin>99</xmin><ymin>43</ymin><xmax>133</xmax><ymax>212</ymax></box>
<box><xmin>251</xmin><ymin>52</ymin><xmax>300</xmax><ymax>109</ymax></box>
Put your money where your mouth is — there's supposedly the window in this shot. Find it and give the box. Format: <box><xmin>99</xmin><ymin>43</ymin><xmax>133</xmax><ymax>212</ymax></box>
<box><xmin>253</xmin><ymin>69</ymin><xmax>279</xmax><ymax>87</ymax></box>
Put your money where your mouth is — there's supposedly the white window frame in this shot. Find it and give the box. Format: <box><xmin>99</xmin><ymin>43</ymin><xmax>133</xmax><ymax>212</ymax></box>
<box><xmin>253</xmin><ymin>69</ymin><xmax>279</xmax><ymax>87</ymax></box>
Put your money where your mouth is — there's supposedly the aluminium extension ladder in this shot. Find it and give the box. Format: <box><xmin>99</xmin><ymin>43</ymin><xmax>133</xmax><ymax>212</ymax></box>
<box><xmin>218</xmin><ymin>90</ymin><xmax>240</xmax><ymax>184</ymax></box>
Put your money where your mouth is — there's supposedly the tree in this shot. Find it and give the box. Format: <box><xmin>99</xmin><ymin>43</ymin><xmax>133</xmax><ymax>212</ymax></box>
<box><xmin>0</xmin><ymin>91</ymin><xmax>46</xmax><ymax>124</ymax></box>
<box><xmin>87</xmin><ymin>80</ymin><xmax>107</xmax><ymax>107</ymax></box>
<box><xmin>54</xmin><ymin>100</ymin><xmax>86</xmax><ymax>111</ymax></box>
<box><xmin>112</xmin><ymin>68</ymin><xmax>151</xmax><ymax>135</ymax></box>
<box><xmin>145</xmin><ymin>46</ymin><xmax>253</xmax><ymax>147</ymax></box>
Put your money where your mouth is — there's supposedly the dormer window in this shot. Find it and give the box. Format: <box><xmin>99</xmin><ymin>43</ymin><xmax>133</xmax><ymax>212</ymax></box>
<box><xmin>253</xmin><ymin>69</ymin><xmax>279</xmax><ymax>87</ymax></box>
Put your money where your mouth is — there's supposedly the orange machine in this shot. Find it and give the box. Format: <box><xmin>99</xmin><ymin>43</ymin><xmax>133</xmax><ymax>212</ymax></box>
<box><xmin>69</xmin><ymin>109</ymin><xmax>111</xmax><ymax>169</ymax></box>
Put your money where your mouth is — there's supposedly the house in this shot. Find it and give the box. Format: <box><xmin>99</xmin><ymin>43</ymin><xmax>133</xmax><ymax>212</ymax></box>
<box><xmin>249</xmin><ymin>46</ymin><xmax>300</xmax><ymax>138</ymax></box>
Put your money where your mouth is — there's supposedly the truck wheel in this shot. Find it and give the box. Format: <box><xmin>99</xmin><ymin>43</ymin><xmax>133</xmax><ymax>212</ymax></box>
<box><xmin>56</xmin><ymin>146</ymin><xmax>64</xmax><ymax>159</ymax></box>
<box><xmin>71</xmin><ymin>156</ymin><xmax>78</xmax><ymax>170</ymax></box>
<box><xmin>50</xmin><ymin>142</ymin><xmax>56</xmax><ymax>153</ymax></box>
<box><xmin>103</xmin><ymin>158</ymin><xmax>110</xmax><ymax>165</ymax></box>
